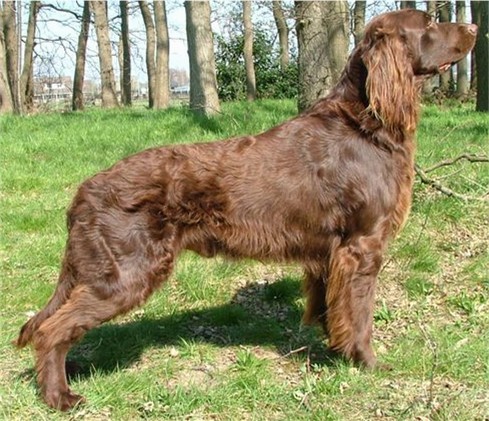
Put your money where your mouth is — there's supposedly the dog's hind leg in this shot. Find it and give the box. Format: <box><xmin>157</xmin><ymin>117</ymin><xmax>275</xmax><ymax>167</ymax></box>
<box><xmin>302</xmin><ymin>266</ymin><xmax>328</xmax><ymax>329</ymax></box>
<box><xmin>325</xmin><ymin>234</ymin><xmax>385</xmax><ymax>368</ymax></box>
<box><xmin>15</xmin><ymin>262</ymin><xmax>76</xmax><ymax>348</ymax></box>
<box><xmin>31</xmin><ymin>222</ymin><xmax>178</xmax><ymax>411</ymax></box>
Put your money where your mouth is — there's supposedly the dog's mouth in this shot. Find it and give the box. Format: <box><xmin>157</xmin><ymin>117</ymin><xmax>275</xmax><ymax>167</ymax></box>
<box><xmin>438</xmin><ymin>62</ymin><xmax>452</xmax><ymax>73</ymax></box>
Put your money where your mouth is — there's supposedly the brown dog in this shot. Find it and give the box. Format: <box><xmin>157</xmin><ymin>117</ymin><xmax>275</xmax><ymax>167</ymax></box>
<box><xmin>15</xmin><ymin>10</ymin><xmax>477</xmax><ymax>411</ymax></box>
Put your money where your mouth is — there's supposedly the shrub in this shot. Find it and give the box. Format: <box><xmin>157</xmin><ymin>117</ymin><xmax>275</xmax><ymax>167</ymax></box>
<box><xmin>215</xmin><ymin>30</ymin><xmax>298</xmax><ymax>101</ymax></box>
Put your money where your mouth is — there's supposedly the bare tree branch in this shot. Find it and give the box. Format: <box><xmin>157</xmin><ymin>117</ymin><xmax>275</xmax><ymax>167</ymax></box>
<box><xmin>41</xmin><ymin>3</ymin><xmax>84</xmax><ymax>21</ymax></box>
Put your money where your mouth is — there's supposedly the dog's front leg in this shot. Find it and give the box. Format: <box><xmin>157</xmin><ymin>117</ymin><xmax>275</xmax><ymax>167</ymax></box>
<box><xmin>325</xmin><ymin>234</ymin><xmax>385</xmax><ymax>368</ymax></box>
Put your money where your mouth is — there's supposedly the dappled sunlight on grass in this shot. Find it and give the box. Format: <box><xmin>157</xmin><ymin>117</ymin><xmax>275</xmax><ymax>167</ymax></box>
<box><xmin>1</xmin><ymin>101</ymin><xmax>488</xmax><ymax>419</ymax></box>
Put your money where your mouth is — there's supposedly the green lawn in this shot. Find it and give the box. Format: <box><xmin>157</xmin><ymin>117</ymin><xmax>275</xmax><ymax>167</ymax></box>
<box><xmin>1</xmin><ymin>100</ymin><xmax>488</xmax><ymax>419</ymax></box>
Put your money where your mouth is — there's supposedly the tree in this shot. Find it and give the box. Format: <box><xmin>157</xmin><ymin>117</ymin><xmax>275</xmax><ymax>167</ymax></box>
<box><xmin>472</xmin><ymin>1</ymin><xmax>488</xmax><ymax>111</ymax></box>
<box><xmin>426</xmin><ymin>1</ymin><xmax>437</xmax><ymax>15</ymax></box>
<box><xmin>353</xmin><ymin>1</ymin><xmax>366</xmax><ymax>47</ymax></box>
<box><xmin>20</xmin><ymin>1</ymin><xmax>40</xmax><ymax>111</ymax></box>
<box><xmin>470</xmin><ymin>1</ymin><xmax>478</xmax><ymax>90</ymax></box>
<box><xmin>243</xmin><ymin>0</ymin><xmax>256</xmax><ymax>101</ymax></box>
<box><xmin>438</xmin><ymin>1</ymin><xmax>453</xmax><ymax>93</ymax></box>
<box><xmin>120</xmin><ymin>1</ymin><xmax>131</xmax><ymax>106</ymax></box>
<box><xmin>455</xmin><ymin>1</ymin><xmax>469</xmax><ymax>97</ymax></box>
<box><xmin>2</xmin><ymin>1</ymin><xmax>20</xmax><ymax>113</ymax></box>
<box><xmin>0</xmin><ymin>1</ymin><xmax>39</xmax><ymax>114</ymax></box>
<box><xmin>0</xmin><ymin>1</ymin><xmax>40</xmax><ymax>114</ymax></box>
<box><xmin>0</xmin><ymin>4</ymin><xmax>13</xmax><ymax>113</ymax></box>
<box><xmin>72</xmin><ymin>1</ymin><xmax>90</xmax><ymax>111</ymax></box>
<box><xmin>400</xmin><ymin>1</ymin><xmax>417</xmax><ymax>8</ymax></box>
<box><xmin>185</xmin><ymin>0</ymin><xmax>220</xmax><ymax>115</ymax></box>
<box><xmin>423</xmin><ymin>1</ymin><xmax>437</xmax><ymax>94</ymax></box>
<box><xmin>139</xmin><ymin>1</ymin><xmax>156</xmax><ymax>107</ymax></box>
<box><xmin>91</xmin><ymin>1</ymin><xmax>119</xmax><ymax>108</ymax></box>
<box><xmin>272</xmin><ymin>0</ymin><xmax>289</xmax><ymax>69</ymax></box>
<box><xmin>139</xmin><ymin>1</ymin><xmax>170</xmax><ymax>109</ymax></box>
<box><xmin>295</xmin><ymin>0</ymin><xmax>349</xmax><ymax>112</ymax></box>
<box><xmin>154</xmin><ymin>0</ymin><xmax>170</xmax><ymax>109</ymax></box>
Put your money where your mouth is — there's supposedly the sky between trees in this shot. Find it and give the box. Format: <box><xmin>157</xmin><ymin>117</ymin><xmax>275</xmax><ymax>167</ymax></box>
<box><xmin>18</xmin><ymin>0</ymin><xmax>412</xmax><ymax>84</ymax></box>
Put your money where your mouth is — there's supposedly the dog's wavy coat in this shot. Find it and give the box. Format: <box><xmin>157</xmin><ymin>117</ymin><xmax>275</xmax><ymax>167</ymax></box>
<box><xmin>16</xmin><ymin>10</ymin><xmax>477</xmax><ymax>410</ymax></box>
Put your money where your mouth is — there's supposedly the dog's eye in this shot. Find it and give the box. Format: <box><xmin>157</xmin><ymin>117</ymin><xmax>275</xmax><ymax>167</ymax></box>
<box><xmin>421</xmin><ymin>31</ymin><xmax>435</xmax><ymax>48</ymax></box>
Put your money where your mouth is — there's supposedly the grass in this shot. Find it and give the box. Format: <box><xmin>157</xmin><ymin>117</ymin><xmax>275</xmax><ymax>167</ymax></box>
<box><xmin>1</xmin><ymin>99</ymin><xmax>488</xmax><ymax>419</ymax></box>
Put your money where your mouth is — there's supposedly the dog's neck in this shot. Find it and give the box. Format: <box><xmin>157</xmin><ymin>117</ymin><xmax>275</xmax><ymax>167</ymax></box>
<box><xmin>329</xmin><ymin>46</ymin><xmax>370</xmax><ymax>108</ymax></box>
<box><xmin>304</xmin><ymin>47</ymin><xmax>419</xmax><ymax>149</ymax></box>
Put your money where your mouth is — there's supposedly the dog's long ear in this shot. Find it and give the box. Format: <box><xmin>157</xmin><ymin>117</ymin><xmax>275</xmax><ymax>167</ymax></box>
<box><xmin>362</xmin><ymin>27</ymin><xmax>419</xmax><ymax>132</ymax></box>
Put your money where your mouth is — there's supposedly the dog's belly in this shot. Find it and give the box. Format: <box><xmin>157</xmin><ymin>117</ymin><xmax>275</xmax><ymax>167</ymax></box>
<box><xmin>182</xmin><ymin>222</ymin><xmax>334</xmax><ymax>262</ymax></box>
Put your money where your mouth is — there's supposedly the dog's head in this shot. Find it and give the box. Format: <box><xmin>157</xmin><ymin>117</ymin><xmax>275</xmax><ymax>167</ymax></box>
<box><xmin>360</xmin><ymin>9</ymin><xmax>477</xmax><ymax>131</ymax></box>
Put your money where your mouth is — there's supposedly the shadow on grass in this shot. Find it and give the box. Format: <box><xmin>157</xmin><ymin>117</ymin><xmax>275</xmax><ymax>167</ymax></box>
<box><xmin>57</xmin><ymin>106</ymin><xmax>223</xmax><ymax>136</ymax></box>
<box><xmin>188</xmin><ymin>110</ymin><xmax>223</xmax><ymax>135</ymax></box>
<box><xmin>31</xmin><ymin>277</ymin><xmax>336</xmax><ymax>381</ymax></box>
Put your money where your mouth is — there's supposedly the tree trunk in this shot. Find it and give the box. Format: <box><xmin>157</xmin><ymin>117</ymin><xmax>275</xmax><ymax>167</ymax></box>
<box><xmin>473</xmin><ymin>1</ymin><xmax>488</xmax><ymax>111</ymax></box>
<box><xmin>154</xmin><ymin>0</ymin><xmax>170</xmax><ymax>109</ymax></box>
<box><xmin>353</xmin><ymin>1</ymin><xmax>366</xmax><ymax>46</ymax></box>
<box><xmin>438</xmin><ymin>1</ymin><xmax>453</xmax><ymax>93</ymax></box>
<box><xmin>91</xmin><ymin>1</ymin><xmax>119</xmax><ymax>108</ymax></box>
<box><xmin>20</xmin><ymin>1</ymin><xmax>40</xmax><ymax>112</ymax></box>
<box><xmin>423</xmin><ymin>1</ymin><xmax>437</xmax><ymax>94</ymax></box>
<box><xmin>120</xmin><ymin>0</ymin><xmax>132</xmax><ymax>106</ymax></box>
<box><xmin>470</xmin><ymin>45</ymin><xmax>476</xmax><ymax>91</ymax></box>
<box><xmin>455</xmin><ymin>1</ymin><xmax>469</xmax><ymax>97</ymax></box>
<box><xmin>139</xmin><ymin>0</ymin><xmax>156</xmax><ymax>108</ymax></box>
<box><xmin>295</xmin><ymin>0</ymin><xmax>349</xmax><ymax>112</ymax></box>
<box><xmin>185</xmin><ymin>0</ymin><xmax>220</xmax><ymax>115</ymax></box>
<box><xmin>243</xmin><ymin>0</ymin><xmax>256</xmax><ymax>101</ymax></box>
<box><xmin>0</xmin><ymin>8</ymin><xmax>13</xmax><ymax>113</ymax></box>
<box><xmin>272</xmin><ymin>0</ymin><xmax>289</xmax><ymax>70</ymax></box>
<box><xmin>73</xmin><ymin>1</ymin><xmax>90</xmax><ymax>111</ymax></box>
<box><xmin>400</xmin><ymin>1</ymin><xmax>417</xmax><ymax>8</ymax></box>
<box><xmin>3</xmin><ymin>1</ymin><xmax>21</xmax><ymax>113</ymax></box>
<box><xmin>470</xmin><ymin>1</ymin><xmax>478</xmax><ymax>90</ymax></box>
<box><xmin>426</xmin><ymin>0</ymin><xmax>437</xmax><ymax>15</ymax></box>
<box><xmin>118</xmin><ymin>35</ymin><xmax>124</xmax><ymax>103</ymax></box>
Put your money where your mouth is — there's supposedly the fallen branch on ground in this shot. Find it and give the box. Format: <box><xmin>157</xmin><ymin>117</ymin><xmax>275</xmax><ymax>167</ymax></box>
<box><xmin>423</xmin><ymin>154</ymin><xmax>489</xmax><ymax>173</ymax></box>
<box><xmin>414</xmin><ymin>154</ymin><xmax>489</xmax><ymax>201</ymax></box>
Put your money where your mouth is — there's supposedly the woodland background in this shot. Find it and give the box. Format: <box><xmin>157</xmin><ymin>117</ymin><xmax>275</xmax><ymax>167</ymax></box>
<box><xmin>1</xmin><ymin>1</ymin><xmax>488</xmax><ymax>418</ymax></box>
<box><xmin>0</xmin><ymin>0</ymin><xmax>488</xmax><ymax>115</ymax></box>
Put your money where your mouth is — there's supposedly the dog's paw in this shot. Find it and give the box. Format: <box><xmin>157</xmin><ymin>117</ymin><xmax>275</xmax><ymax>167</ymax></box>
<box><xmin>45</xmin><ymin>389</ymin><xmax>85</xmax><ymax>411</ymax></box>
<box><xmin>374</xmin><ymin>361</ymin><xmax>393</xmax><ymax>372</ymax></box>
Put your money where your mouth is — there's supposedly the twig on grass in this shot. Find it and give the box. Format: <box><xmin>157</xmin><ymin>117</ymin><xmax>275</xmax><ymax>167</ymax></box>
<box><xmin>280</xmin><ymin>345</ymin><xmax>309</xmax><ymax>359</ymax></box>
<box><xmin>422</xmin><ymin>154</ymin><xmax>489</xmax><ymax>174</ymax></box>
<box><xmin>414</xmin><ymin>160</ymin><xmax>489</xmax><ymax>202</ymax></box>
<box><xmin>413</xmin><ymin>118</ymin><xmax>489</xmax><ymax>202</ymax></box>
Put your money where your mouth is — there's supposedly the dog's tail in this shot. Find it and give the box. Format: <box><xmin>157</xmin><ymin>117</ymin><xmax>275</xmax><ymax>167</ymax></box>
<box><xmin>14</xmin><ymin>266</ymin><xmax>75</xmax><ymax>348</ymax></box>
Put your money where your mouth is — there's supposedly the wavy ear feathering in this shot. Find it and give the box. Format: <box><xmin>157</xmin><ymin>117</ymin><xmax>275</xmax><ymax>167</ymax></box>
<box><xmin>362</xmin><ymin>28</ymin><xmax>420</xmax><ymax>132</ymax></box>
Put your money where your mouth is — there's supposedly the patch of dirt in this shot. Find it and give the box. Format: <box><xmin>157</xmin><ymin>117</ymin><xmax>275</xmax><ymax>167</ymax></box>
<box><xmin>231</xmin><ymin>278</ymin><xmax>293</xmax><ymax>322</ymax></box>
